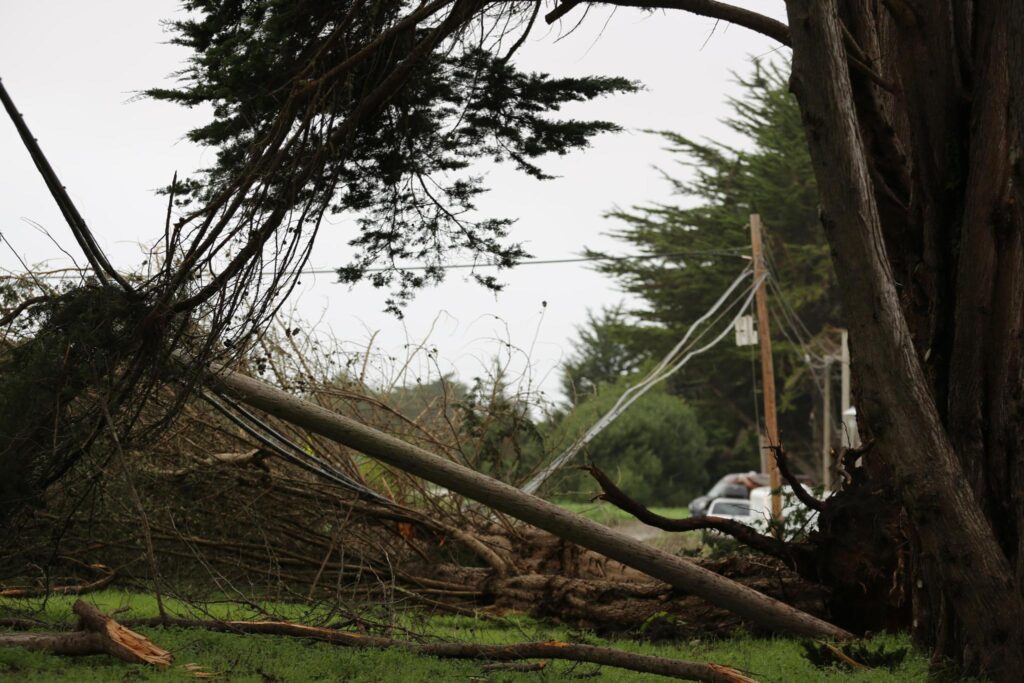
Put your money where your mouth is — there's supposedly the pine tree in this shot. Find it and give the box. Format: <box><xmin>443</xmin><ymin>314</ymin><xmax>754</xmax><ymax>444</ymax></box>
<box><xmin>560</xmin><ymin>304</ymin><xmax>645</xmax><ymax>405</ymax></box>
<box><xmin>148</xmin><ymin>0</ymin><xmax>638</xmax><ymax>313</ymax></box>
<box><xmin>589</xmin><ymin>61</ymin><xmax>840</xmax><ymax>477</ymax></box>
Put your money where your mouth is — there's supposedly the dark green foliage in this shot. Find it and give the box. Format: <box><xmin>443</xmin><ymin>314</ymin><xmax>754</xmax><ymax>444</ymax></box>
<box><xmin>552</xmin><ymin>376</ymin><xmax>710</xmax><ymax>506</ymax></box>
<box><xmin>561</xmin><ymin>304</ymin><xmax>646</xmax><ymax>405</ymax></box>
<box><xmin>150</xmin><ymin>1</ymin><xmax>638</xmax><ymax>312</ymax></box>
<box><xmin>0</xmin><ymin>286</ymin><xmax>157</xmax><ymax>521</ymax></box>
<box><xmin>588</xmin><ymin>60</ymin><xmax>838</xmax><ymax>477</ymax></box>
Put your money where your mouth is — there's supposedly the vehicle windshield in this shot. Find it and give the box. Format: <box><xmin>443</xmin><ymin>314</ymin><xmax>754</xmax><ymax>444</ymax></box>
<box><xmin>709</xmin><ymin>500</ymin><xmax>751</xmax><ymax>516</ymax></box>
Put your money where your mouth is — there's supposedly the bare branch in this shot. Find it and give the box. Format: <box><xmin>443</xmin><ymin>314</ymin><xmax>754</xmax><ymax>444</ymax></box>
<box><xmin>768</xmin><ymin>445</ymin><xmax>824</xmax><ymax>513</ymax></box>
<box><xmin>0</xmin><ymin>79</ymin><xmax>134</xmax><ymax>294</ymax></box>
<box><xmin>546</xmin><ymin>0</ymin><xmax>791</xmax><ymax>46</ymax></box>
<box><xmin>0</xmin><ymin>294</ymin><xmax>50</xmax><ymax>328</ymax></box>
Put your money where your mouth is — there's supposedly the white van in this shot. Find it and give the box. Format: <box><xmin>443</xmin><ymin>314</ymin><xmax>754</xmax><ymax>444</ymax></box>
<box><xmin>747</xmin><ymin>485</ymin><xmax>829</xmax><ymax>534</ymax></box>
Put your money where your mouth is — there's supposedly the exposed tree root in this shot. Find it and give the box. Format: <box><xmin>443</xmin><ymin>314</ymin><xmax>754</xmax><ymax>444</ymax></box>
<box><xmin>586</xmin><ymin>459</ymin><xmax>910</xmax><ymax>635</ymax></box>
<box><xmin>768</xmin><ymin>446</ymin><xmax>823</xmax><ymax>512</ymax></box>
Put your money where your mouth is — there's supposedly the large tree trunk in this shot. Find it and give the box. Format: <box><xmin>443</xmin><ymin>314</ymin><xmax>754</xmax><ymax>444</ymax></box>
<box><xmin>782</xmin><ymin>1</ymin><xmax>1024</xmax><ymax>679</ymax></box>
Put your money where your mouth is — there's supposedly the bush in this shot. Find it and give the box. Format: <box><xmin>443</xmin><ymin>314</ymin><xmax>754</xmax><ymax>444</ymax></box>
<box><xmin>550</xmin><ymin>377</ymin><xmax>710</xmax><ymax>506</ymax></box>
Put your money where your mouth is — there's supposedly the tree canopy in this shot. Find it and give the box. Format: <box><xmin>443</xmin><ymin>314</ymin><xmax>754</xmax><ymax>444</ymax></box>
<box><xmin>559</xmin><ymin>304</ymin><xmax>645</xmax><ymax>405</ymax></box>
<box><xmin>149</xmin><ymin>0</ymin><xmax>637</xmax><ymax>314</ymax></box>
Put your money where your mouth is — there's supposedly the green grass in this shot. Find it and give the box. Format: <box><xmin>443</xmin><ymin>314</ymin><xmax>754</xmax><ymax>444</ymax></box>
<box><xmin>556</xmin><ymin>501</ymin><xmax>690</xmax><ymax>526</ymax></box>
<box><xmin>0</xmin><ymin>591</ymin><xmax>946</xmax><ymax>681</ymax></box>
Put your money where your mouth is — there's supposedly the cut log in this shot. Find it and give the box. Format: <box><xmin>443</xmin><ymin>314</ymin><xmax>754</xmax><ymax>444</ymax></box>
<box><xmin>205</xmin><ymin>361</ymin><xmax>851</xmax><ymax>641</ymax></box>
<box><xmin>0</xmin><ymin>600</ymin><xmax>172</xmax><ymax>668</ymax></box>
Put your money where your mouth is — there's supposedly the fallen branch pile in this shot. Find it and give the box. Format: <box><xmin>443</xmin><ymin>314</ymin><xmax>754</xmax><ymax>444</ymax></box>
<box><xmin>0</xmin><ymin>320</ymin><xmax>833</xmax><ymax>641</ymax></box>
<box><xmin>208</xmin><ymin>356</ymin><xmax>849</xmax><ymax>640</ymax></box>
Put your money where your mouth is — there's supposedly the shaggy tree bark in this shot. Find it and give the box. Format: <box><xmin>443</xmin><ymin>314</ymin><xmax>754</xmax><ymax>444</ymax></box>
<box><xmin>779</xmin><ymin>1</ymin><xmax>1024</xmax><ymax>680</ymax></box>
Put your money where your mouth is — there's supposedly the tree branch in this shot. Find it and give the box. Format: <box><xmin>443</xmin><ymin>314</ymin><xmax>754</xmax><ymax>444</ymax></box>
<box><xmin>545</xmin><ymin>1</ymin><xmax>895</xmax><ymax>97</ymax></box>
<box><xmin>0</xmin><ymin>80</ymin><xmax>134</xmax><ymax>294</ymax></box>
<box><xmin>546</xmin><ymin>0</ymin><xmax>791</xmax><ymax>46</ymax></box>
<box><xmin>0</xmin><ymin>563</ymin><xmax>115</xmax><ymax>599</ymax></box>
<box><xmin>767</xmin><ymin>445</ymin><xmax>824</xmax><ymax>512</ymax></box>
<box><xmin>0</xmin><ymin>295</ymin><xmax>51</xmax><ymax>328</ymax></box>
<box><xmin>0</xmin><ymin>600</ymin><xmax>171</xmax><ymax>667</ymax></box>
<box><xmin>124</xmin><ymin>616</ymin><xmax>759</xmax><ymax>682</ymax></box>
<box><xmin>584</xmin><ymin>465</ymin><xmax>798</xmax><ymax>566</ymax></box>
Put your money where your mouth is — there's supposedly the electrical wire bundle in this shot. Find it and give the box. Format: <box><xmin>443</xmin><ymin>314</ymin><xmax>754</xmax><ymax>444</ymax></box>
<box><xmin>520</xmin><ymin>264</ymin><xmax>765</xmax><ymax>495</ymax></box>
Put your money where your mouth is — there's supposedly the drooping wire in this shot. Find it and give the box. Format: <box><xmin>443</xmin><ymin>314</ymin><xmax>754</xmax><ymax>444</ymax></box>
<box><xmin>520</xmin><ymin>266</ymin><xmax>763</xmax><ymax>495</ymax></box>
<box><xmin>199</xmin><ymin>387</ymin><xmax>392</xmax><ymax>504</ymax></box>
<box><xmin>5</xmin><ymin>249</ymin><xmax>751</xmax><ymax>282</ymax></box>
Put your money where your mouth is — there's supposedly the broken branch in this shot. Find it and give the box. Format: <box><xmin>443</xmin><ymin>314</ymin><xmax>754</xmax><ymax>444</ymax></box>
<box><xmin>0</xmin><ymin>563</ymin><xmax>116</xmax><ymax>599</ymax></box>
<box><xmin>0</xmin><ymin>600</ymin><xmax>171</xmax><ymax>668</ymax></box>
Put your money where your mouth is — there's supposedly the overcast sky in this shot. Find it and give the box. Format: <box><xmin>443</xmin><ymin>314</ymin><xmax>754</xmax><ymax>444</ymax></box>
<box><xmin>0</xmin><ymin>1</ymin><xmax>789</xmax><ymax>403</ymax></box>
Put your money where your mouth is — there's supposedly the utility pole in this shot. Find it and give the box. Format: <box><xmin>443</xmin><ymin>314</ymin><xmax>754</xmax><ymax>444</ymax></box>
<box><xmin>821</xmin><ymin>357</ymin><xmax>832</xmax><ymax>489</ymax></box>
<box><xmin>750</xmin><ymin>214</ymin><xmax>783</xmax><ymax>525</ymax></box>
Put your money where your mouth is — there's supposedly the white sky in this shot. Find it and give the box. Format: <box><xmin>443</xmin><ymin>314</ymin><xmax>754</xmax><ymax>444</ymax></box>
<box><xmin>0</xmin><ymin>1</ymin><xmax>789</xmax><ymax>403</ymax></box>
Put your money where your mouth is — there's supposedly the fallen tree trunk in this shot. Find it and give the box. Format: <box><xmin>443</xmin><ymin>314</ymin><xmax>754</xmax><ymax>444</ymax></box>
<box><xmin>205</xmin><ymin>362</ymin><xmax>851</xmax><ymax>640</ymax></box>
<box><xmin>128</xmin><ymin>616</ymin><xmax>758</xmax><ymax>682</ymax></box>
<box><xmin>0</xmin><ymin>600</ymin><xmax>171</xmax><ymax>667</ymax></box>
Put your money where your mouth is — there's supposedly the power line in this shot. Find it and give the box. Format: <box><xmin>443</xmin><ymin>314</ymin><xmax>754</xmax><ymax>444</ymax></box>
<box><xmin>767</xmin><ymin>275</ymin><xmax>816</xmax><ymax>345</ymax></box>
<box><xmin>520</xmin><ymin>265</ymin><xmax>761</xmax><ymax>495</ymax></box>
<box><xmin>277</xmin><ymin>248</ymin><xmax>751</xmax><ymax>275</ymax></box>
<box><xmin>2</xmin><ymin>249</ymin><xmax>751</xmax><ymax>281</ymax></box>
<box><xmin>199</xmin><ymin>387</ymin><xmax>391</xmax><ymax>503</ymax></box>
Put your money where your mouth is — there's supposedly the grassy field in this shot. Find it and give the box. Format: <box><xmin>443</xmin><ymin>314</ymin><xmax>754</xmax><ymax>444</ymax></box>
<box><xmin>0</xmin><ymin>591</ymin><xmax>955</xmax><ymax>682</ymax></box>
